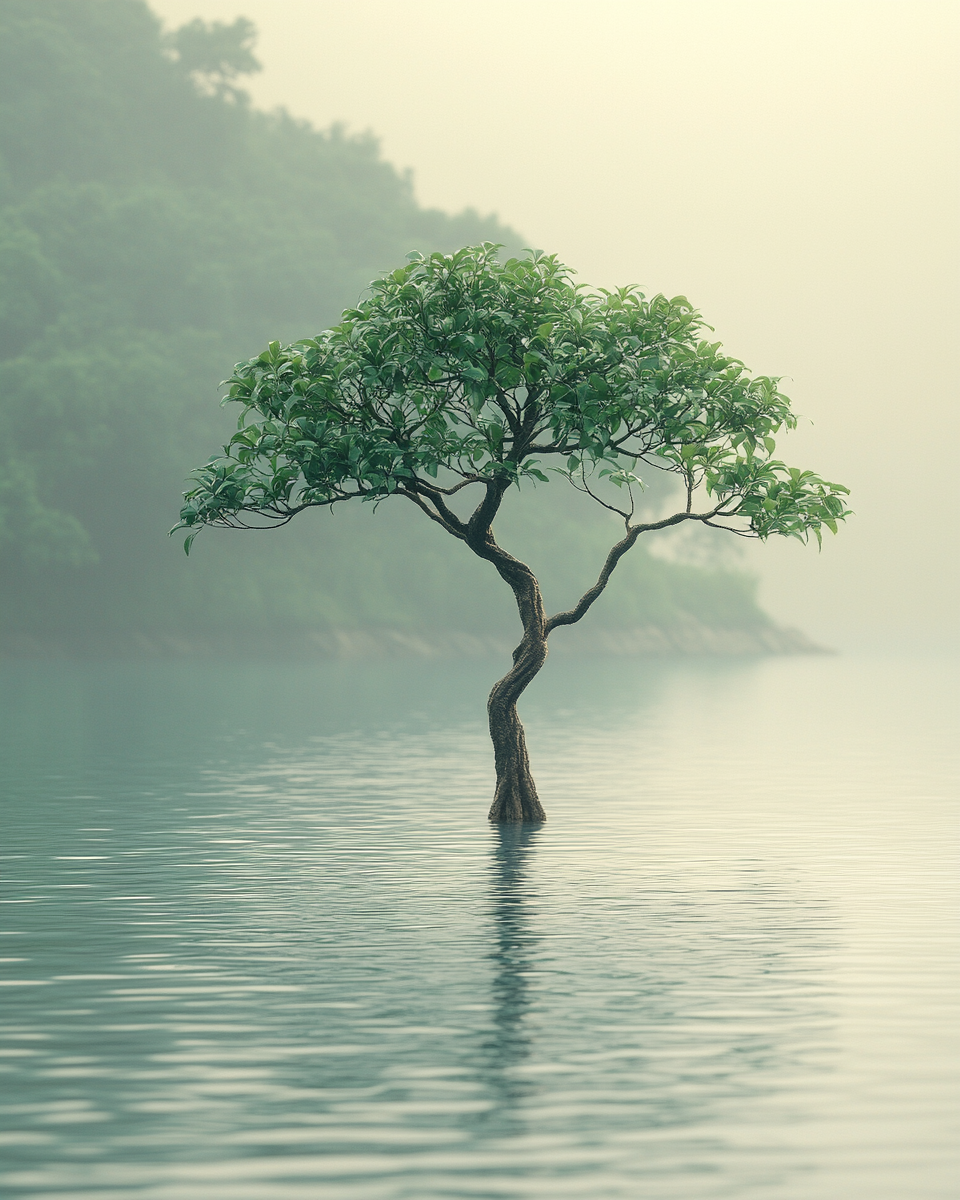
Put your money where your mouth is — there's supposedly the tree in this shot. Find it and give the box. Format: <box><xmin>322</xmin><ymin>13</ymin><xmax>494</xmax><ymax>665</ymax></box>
<box><xmin>164</xmin><ymin>17</ymin><xmax>261</xmax><ymax>101</ymax></box>
<box><xmin>175</xmin><ymin>245</ymin><xmax>851</xmax><ymax>822</ymax></box>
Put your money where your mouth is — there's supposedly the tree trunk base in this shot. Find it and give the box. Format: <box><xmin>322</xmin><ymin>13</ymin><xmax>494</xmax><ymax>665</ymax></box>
<box><xmin>484</xmin><ymin>574</ymin><xmax>549</xmax><ymax>822</ymax></box>
<box><xmin>488</xmin><ymin>775</ymin><xmax>546</xmax><ymax>823</ymax></box>
<box><xmin>487</xmin><ymin>704</ymin><xmax>546</xmax><ymax>823</ymax></box>
<box><xmin>492</xmin><ymin>787</ymin><xmax>544</xmax><ymax>825</ymax></box>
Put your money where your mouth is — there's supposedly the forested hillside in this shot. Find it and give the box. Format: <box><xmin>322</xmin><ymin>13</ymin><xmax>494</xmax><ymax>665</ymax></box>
<box><xmin>0</xmin><ymin>0</ymin><xmax>793</xmax><ymax>655</ymax></box>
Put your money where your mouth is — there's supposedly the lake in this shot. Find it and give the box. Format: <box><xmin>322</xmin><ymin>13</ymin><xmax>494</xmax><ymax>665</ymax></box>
<box><xmin>1</xmin><ymin>653</ymin><xmax>957</xmax><ymax>1199</ymax></box>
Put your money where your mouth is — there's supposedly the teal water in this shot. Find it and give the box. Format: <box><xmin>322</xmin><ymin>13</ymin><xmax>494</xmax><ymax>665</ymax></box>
<box><xmin>1</xmin><ymin>654</ymin><xmax>957</xmax><ymax>1199</ymax></box>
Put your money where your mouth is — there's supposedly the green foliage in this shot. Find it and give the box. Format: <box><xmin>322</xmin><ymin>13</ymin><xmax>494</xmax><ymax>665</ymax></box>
<box><xmin>0</xmin><ymin>457</ymin><xmax>95</xmax><ymax>567</ymax></box>
<box><xmin>0</xmin><ymin>0</ymin><xmax>839</xmax><ymax>646</ymax></box>
<box><xmin>0</xmin><ymin>1</ymin><xmax>521</xmax><ymax>637</ymax></box>
<box><xmin>179</xmin><ymin>245</ymin><xmax>849</xmax><ymax>551</ymax></box>
<box><xmin>164</xmin><ymin>16</ymin><xmax>261</xmax><ymax>100</ymax></box>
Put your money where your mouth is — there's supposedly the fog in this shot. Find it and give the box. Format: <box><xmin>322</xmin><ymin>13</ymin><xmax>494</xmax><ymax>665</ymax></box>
<box><xmin>4</xmin><ymin>7</ymin><xmax>958</xmax><ymax>1189</ymax></box>
<box><xmin>151</xmin><ymin>0</ymin><xmax>960</xmax><ymax>650</ymax></box>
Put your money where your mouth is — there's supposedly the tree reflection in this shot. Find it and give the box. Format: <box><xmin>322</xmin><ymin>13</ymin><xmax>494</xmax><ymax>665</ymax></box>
<box><xmin>481</xmin><ymin>822</ymin><xmax>543</xmax><ymax>1117</ymax></box>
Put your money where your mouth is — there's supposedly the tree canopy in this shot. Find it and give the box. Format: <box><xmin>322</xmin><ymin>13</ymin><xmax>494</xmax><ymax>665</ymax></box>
<box><xmin>179</xmin><ymin>245</ymin><xmax>849</xmax><ymax>551</ymax></box>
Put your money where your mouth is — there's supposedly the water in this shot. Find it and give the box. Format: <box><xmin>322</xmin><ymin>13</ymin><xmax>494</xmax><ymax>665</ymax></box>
<box><xmin>1</xmin><ymin>654</ymin><xmax>957</xmax><ymax>1199</ymax></box>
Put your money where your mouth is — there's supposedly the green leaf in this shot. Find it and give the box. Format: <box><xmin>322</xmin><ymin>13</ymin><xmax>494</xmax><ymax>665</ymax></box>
<box><xmin>177</xmin><ymin>245</ymin><xmax>848</xmax><ymax>567</ymax></box>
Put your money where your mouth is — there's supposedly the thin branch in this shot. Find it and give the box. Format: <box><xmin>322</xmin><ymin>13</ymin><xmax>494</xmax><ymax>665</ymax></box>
<box><xmin>701</xmin><ymin>518</ymin><xmax>757</xmax><ymax>538</ymax></box>
<box><xmin>415</xmin><ymin>474</ymin><xmax>490</xmax><ymax>496</ymax></box>
<box><xmin>546</xmin><ymin>524</ymin><xmax>645</xmax><ymax>633</ymax></box>
<box><xmin>200</xmin><ymin>506</ymin><xmax>307</xmax><ymax>531</ymax></box>
<box><xmin>399</xmin><ymin>487</ymin><xmax>467</xmax><ymax>540</ymax></box>
<box><xmin>569</xmin><ymin>467</ymin><xmax>632</xmax><ymax>523</ymax></box>
<box><xmin>493</xmin><ymin>387</ymin><xmax>522</xmax><ymax>439</ymax></box>
<box><xmin>525</xmin><ymin>440</ymin><xmax>580</xmax><ymax>455</ymax></box>
<box><xmin>545</xmin><ymin>505</ymin><xmax>733</xmax><ymax>633</ymax></box>
<box><xmin>406</xmin><ymin>480</ymin><xmax>471</xmax><ymax>536</ymax></box>
<box><xmin>623</xmin><ymin>477</ymin><xmax>637</xmax><ymax>523</ymax></box>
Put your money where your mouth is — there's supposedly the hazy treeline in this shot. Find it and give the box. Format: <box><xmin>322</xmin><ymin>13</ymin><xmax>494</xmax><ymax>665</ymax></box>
<box><xmin>0</xmin><ymin>0</ymin><xmax>774</xmax><ymax>651</ymax></box>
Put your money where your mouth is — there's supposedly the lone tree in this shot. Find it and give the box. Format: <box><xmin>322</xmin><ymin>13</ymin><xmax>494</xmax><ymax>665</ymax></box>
<box><xmin>175</xmin><ymin>245</ymin><xmax>850</xmax><ymax>822</ymax></box>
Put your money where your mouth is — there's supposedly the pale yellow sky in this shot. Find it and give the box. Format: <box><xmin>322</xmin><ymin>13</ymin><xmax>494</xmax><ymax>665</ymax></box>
<box><xmin>150</xmin><ymin>0</ymin><xmax>959</xmax><ymax>648</ymax></box>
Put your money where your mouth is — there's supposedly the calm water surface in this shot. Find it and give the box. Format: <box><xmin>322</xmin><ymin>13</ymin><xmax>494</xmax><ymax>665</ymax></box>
<box><xmin>0</xmin><ymin>654</ymin><xmax>957</xmax><ymax>1199</ymax></box>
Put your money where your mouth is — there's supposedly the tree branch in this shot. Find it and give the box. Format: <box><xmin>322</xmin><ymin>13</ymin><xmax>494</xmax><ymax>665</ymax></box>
<box><xmin>466</xmin><ymin>476</ymin><xmax>511</xmax><ymax>546</ymax></box>
<box><xmin>415</xmin><ymin>474</ymin><xmax>490</xmax><ymax>496</ymax></box>
<box><xmin>569</xmin><ymin>466</ymin><xmax>633</xmax><ymax>522</ymax></box>
<box><xmin>544</xmin><ymin>507</ymin><xmax>728</xmax><ymax>633</ymax></box>
<box><xmin>399</xmin><ymin>487</ymin><xmax>468</xmax><ymax>540</ymax></box>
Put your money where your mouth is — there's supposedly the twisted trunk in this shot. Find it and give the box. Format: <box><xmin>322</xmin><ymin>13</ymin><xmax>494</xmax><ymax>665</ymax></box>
<box><xmin>487</xmin><ymin>628</ymin><xmax>548</xmax><ymax>823</ymax></box>
<box><xmin>483</xmin><ymin>550</ymin><xmax>549</xmax><ymax>823</ymax></box>
<box><xmin>452</xmin><ymin>477</ymin><xmax>683</xmax><ymax>821</ymax></box>
<box><xmin>405</xmin><ymin>447</ymin><xmax>711</xmax><ymax>822</ymax></box>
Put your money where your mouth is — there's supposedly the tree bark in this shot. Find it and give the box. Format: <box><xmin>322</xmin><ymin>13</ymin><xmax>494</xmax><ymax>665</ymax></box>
<box><xmin>484</xmin><ymin>557</ymin><xmax>549</xmax><ymax>823</ymax></box>
<box><xmin>487</xmin><ymin>633</ymin><xmax>548</xmax><ymax>823</ymax></box>
<box><xmin>459</xmin><ymin>479</ymin><xmax>688</xmax><ymax>822</ymax></box>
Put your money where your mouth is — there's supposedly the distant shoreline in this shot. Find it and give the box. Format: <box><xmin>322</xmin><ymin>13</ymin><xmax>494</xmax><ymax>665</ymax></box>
<box><xmin>0</xmin><ymin>621</ymin><xmax>831</xmax><ymax>660</ymax></box>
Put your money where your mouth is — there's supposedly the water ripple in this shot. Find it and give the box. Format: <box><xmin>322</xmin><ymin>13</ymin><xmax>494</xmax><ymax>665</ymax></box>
<box><xmin>0</xmin><ymin>655</ymin><xmax>957</xmax><ymax>1198</ymax></box>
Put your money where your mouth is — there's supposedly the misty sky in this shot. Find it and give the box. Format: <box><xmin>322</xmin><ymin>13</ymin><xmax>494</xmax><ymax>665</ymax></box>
<box><xmin>150</xmin><ymin>0</ymin><xmax>959</xmax><ymax>649</ymax></box>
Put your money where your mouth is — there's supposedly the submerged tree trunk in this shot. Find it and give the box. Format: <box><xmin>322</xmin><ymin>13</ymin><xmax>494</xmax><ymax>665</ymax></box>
<box><xmin>483</xmin><ymin>550</ymin><xmax>549</xmax><ymax>823</ymax></box>
<box><xmin>408</xmin><ymin>473</ymin><xmax>695</xmax><ymax>822</ymax></box>
<box><xmin>460</xmin><ymin>478</ymin><xmax>651</xmax><ymax>822</ymax></box>
<box><xmin>487</xmin><ymin>632</ymin><xmax>548</xmax><ymax>823</ymax></box>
